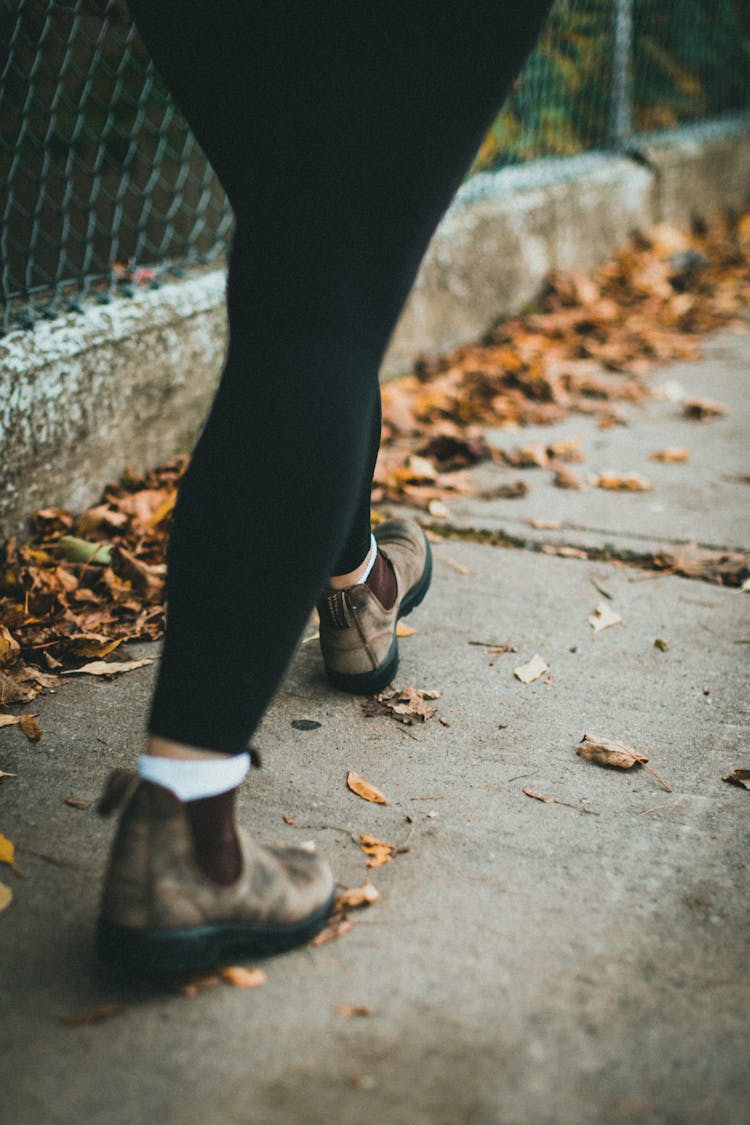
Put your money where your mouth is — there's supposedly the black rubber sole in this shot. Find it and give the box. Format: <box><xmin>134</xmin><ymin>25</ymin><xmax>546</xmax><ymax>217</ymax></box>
<box><xmin>325</xmin><ymin>535</ymin><xmax>433</xmax><ymax>696</ymax></box>
<box><xmin>96</xmin><ymin>889</ymin><xmax>337</xmax><ymax>976</ymax></box>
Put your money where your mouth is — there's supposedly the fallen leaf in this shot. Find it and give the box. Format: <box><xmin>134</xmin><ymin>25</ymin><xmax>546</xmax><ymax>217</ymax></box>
<box><xmin>65</xmin><ymin>797</ymin><xmax>90</xmax><ymax>810</ymax></box>
<box><xmin>19</xmin><ymin>714</ymin><xmax>42</xmax><ymax>741</ymax></box>
<box><xmin>282</xmin><ymin>814</ymin><xmax>295</xmax><ymax>825</ymax></box>
<box><xmin>57</xmin><ymin>536</ymin><xmax>113</xmax><ymax>566</ymax></box>
<box><xmin>523</xmin><ymin>787</ymin><xmax>553</xmax><ymax>803</ymax></box>
<box><xmin>577</xmin><ymin>734</ymin><xmax>647</xmax><ymax>769</ymax></box>
<box><xmin>722</xmin><ymin>769</ymin><xmax>750</xmax><ymax>790</ymax></box>
<box><xmin>513</xmin><ymin>654</ymin><xmax>548</xmax><ymax>684</ymax></box>
<box><xmin>653</xmin><ymin>543</ymin><xmax>748</xmax><ymax>587</ymax></box>
<box><xmin>347</xmin><ymin>770</ymin><xmax>389</xmax><ymax>805</ymax></box>
<box><xmin>588</xmin><ymin>602</ymin><xmax>623</xmax><ymax>632</ymax></box>
<box><xmin>596</xmin><ymin>471</ymin><xmax>654</xmax><ymax>491</ymax></box>
<box><xmin>428</xmin><ymin>499</ymin><xmax>450</xmax><ymax>518</ymax></box>
<box><xmin>477</xmin><ymin>480</ymin><xmax>529</xmax><ymax>500</ymax></box>
<box><xmin>291</xmin><ymin>719</ymin><xmax>321</xmax><ymax>731</ymax></box>
<box><xmin>311</xmin><ymin>914</ymin><xmax>355</xmax><ymax>946</ymax></box>
<box><xmin>650</xmin><ymin>447</ymin><xmax>691</xmax><ymax>463</ymax></box>
<box><xmin>359</xmin><ymin>833</ymin><xmax>397</xmax><ymax>868</ymax></box>
<box><xmin>396</xmin><ymin>622</ymin><xmax>417</xmax><ymax>637</ymax></box>
<box><xmin>527</xmin><ymin>518</ymin><xmax>563</xmax><ymax>530</ymax></box>
<box><xmin>62</xmin><ymin>1004</ymin><xmax>122</xmax><ymax>1027</ymax></box>
<box><xmin>0</xmin><ymin>881</ymin><xmax>12</xmax><ymax>912</ymax></box>
<box><xmin>335</xmin><ymin>880</ymin><xmax>380</xmax><ymax>911</ymax></box>
<box><xmin>552</xmin><ymin>464</ymin><xmax>583</xmax><ymax>490</ymax></box>
<box><xmin>0</xmin><ymin>832</ymin><xmax>22</xmax><ymax>874</ymax></box>
<box><xmin>577</xmin><ymin>733</ymin><xmax>672</xmax><ymax>792</ymax></box>
<box><xmin>0</xmin><ymin>626</ymin><xmax>21</xmax><ymax>669</ymax></box>
<box><xmin>61</xmin><ymin>658</ymin><xmax>152</xmax><ymax>677</ymax></box>
<box><xmin>361</xmin><ymin>685</ymin><xmax>439</xmax><ymax>725</ymax></box>
<box><xmin>654</xmin><ymin>638</ymin><xmax>670</xmax><ymax>651</ymax></box>
<box><xmin>0</xmin><ymin>770</ymin><xmax>17</xmax><ymax>778</ymax></box>
<box><xmin>682</xmin><ymin>398</ymin><xmax>727</xmax><ymax>420</ymax></box>
<box><xmin>0</xmin><ymin>715</ymin><xmax>22</xmax><ymax>729</ymax></box>
<box><xmin>176</xmin><ymin>974</ymin><xmax>222</xmax><ymax>998</ymax></box>
<box><xmin>220</xmin><ymin>966</ymin><xmax>268</xmax><ymax>988</ymax></box>
<box><xmin>333</xmin><ymin>1004</ymin><xmax>372</xmax><ymax>1018</ymax></box>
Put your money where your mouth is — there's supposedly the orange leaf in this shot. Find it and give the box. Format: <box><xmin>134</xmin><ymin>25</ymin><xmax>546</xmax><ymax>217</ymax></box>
<box><xmin>359</xmin><ymin>833</ymin><xmax>396</xmax><ymax>868</ymax></box>
<box><xmin>220</xmin><ymin>966</ymin><xmax>268</xmax><ymax>989</ymax></box>
<box><xmin>346</xmin><ymin>771</ymin><xmax>389</xmax><ymax>805</ymax></box>
<box><xmin>335</xmin><ymin>880</ymin><xmax>380</xmax><ymax>911</ymax></box>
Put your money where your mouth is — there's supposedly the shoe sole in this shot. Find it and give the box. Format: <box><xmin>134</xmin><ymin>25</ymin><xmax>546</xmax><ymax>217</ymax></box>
<box><xmin>96</xmin><ymin>889</ymin><xmax>337</xmax><ymax>976</ymax></box>
<box><xmin>325</xmin><ymin>535</ymin><xmax>433</xmax><ymax>696</ymax></box>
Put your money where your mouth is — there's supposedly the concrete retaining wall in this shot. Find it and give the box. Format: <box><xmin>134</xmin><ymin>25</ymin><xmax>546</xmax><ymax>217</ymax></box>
<box><xmin>1</xmin><ymin>114</ymin><xmax>749</xmax><ymax>536</ymax></box>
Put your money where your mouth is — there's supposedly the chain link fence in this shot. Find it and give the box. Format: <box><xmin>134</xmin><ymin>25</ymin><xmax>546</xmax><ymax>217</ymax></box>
<box><xmin>1</xmin><ymin>0</ymin><xmax>748</xmax><ymax>335</ymax></box>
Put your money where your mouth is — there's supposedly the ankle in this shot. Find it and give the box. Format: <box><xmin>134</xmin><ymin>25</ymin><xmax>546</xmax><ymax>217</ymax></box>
<box><xmin>185</xmin><ymin>789</ymin><xmax>242</xmax><ymax>885</ymax></box>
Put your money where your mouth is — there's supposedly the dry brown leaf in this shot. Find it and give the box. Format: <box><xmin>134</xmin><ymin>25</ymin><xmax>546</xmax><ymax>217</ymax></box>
<box><xmin>282</xmin><ymin>814</ymin><xmax>295</xmax><ymax>825</ymax></box>
<box><xmin>650</xmin><ymin>447</ymin><xmax>691</xmax><ymax>463</ymax></box>
<box><xmin>61</xmin><ymin>658</ymin><xmax>152</xmax><ymax>677</ymax></box>
<box><xmin>596</xmin><ymin>471</ymin><xmax>654</xmax><ymax>491</ymax></box>
<box><xmin>220</xmin><ymin>966</ymin><xmax>268</xmax><ymax>989</ymax></box>
<box><xmin>0</xmin><ymin>714</ymin><xmax>21</xmax><ymax>729</ymax></box>
<box><xmin>333</xmin><ymin>1004</ymin><xmax>372</xmax><ymax>1018</ymax></box>
<box><xmin>359</xmin><ymin>833</ymin><xmax>396</xmax><ymax>868</ymax></box>
<box><xmin>19</xmin><ymin>714</ymin><xmax>42</xmax><ymax>741</ymax></box>
<box><xmin>513</xmin><ymin>654</ymin><xmax>548</xmax><ymax>684</ymax></box>
<box><xmin>0</xmin><ymin>881</ymin><xmax>12</xmax><ymax>912</ymax></box>
<box><xmin>552</xmin><ymin>464</ymin><xmax>583</xmax><ymax>490</ymax></box>
<box><xmin>588</xmin><ymin>603</ymin><xmax>623</xmax><ymax>632</ymax></box>
<box><xmin>523</xmin><ymin>787</ymin><xmax>554</xmax><ymax>803</ymax></box>
<box><xmin>65</xmin><ymin>797</ymin><xmax>90</xmax><ymax>810</ymax></box>
<box><xmin>577</xmin><ymin>734</ymin><xmax>647</xmax><ymax>769</ymax></box>
<box><xmin>722</xmin><ymin>769</ymin><xmax>750</xmax><ymax>791</ymax></box>
<box><xmin>682</xmin><ymin>398</ymin><xmax>728</xmax><ymax>420</ymax></box>
<box><xmin>527</xmin><ymin>518</ymin><xmax>563</xmax><ymax>530</ymax></box>
<box><xmin>396</xmin><ymin>622</ymin><xmax>417</xmax><ymax>637</ymax></box>
<box><xmin>176</xmin><ymin>974</ymin><xmax>222</xmax><ymax>998</ymax></box>
<box><xmin>577</xmin><ymin>734</ymin><xmax>672</xmax><ymax>791</ymax></box>
<box><xmin>63</xmin><ymin>1004</ymin><xmax>123</xmax><ymax>1028</ymax></box>
<box><xmin>0</xmin><ymin>664</ymin><xmax>57</xmax><ymax>706</ymax></box>
<box><xmin>361</xmin><ymin>685</ymin><xmax>439</xmax><ymax>725</ymax></box>
<box><xmin>654</xmin><ymin>543</ymin><xmax>748</xmax><ymax>587</ymax></box>
<box><xmin>346</xmin><ymin>770</ymin><xmax>389</xmax><ymax>805</ymax></box>
<box><xmin>311</xmin><ymin>914</ymin><xmax>355</xmax><ymax>947</ymax></box>
<box><xmin>335</xmin><ymin>880</ymin><xmax>380</xmax><ymax>911</ymax></box>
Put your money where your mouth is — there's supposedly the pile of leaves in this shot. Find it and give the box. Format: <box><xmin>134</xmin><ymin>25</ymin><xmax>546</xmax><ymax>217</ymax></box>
<box><xmin>375</xmin><ymin>212</ymin><xmax>749</xmax><ymax>506</ymax></box>
<box><xmin>0</xmin><ymin>459</ymin><xmax>184</xmax><ymax>703</ymax></box>
<box><xmin>1</xmin><ymin>212</ymin><xmax>748</xmax><ymax>694</ymax></box>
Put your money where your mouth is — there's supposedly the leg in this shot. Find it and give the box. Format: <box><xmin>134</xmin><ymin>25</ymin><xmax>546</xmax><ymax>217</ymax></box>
<box><xmin>98</xmin><ymin>0</ymin><xmax>552</xmax><ymax>972</ymax></box>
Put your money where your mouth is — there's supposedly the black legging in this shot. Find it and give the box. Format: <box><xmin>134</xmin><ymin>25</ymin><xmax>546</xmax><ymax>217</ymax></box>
<box><xmin>131</xmin><ymin>1</ymin><xmax>552</xmax><ymax>753</ymax></box>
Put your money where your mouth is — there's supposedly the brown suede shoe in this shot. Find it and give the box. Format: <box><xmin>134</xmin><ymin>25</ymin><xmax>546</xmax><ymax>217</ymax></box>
<box><xmin>96</xmin><ymin>769</ymin><xmax>335</xmax><ymax>974</ymax></box>
<box><xmin>318</xmin><ymin>517</ymin><xmax>432</xmax><ymax>694</ymax></box>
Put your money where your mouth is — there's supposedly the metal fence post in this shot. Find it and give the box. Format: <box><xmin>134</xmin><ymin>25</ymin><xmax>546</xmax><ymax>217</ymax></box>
<box><xmin>610</xmin><ymin>0</ymin><xmax>633</xmax><ymax>149</ymax></box>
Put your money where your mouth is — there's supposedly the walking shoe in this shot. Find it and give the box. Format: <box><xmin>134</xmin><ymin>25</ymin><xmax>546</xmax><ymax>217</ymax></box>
<box><xmin>96</xmin><ymin>769</ymin><xmax>335</xmax><ymax>975</ymax></box>
<box><xmin>318</xmin><ymin>517</ymin><xmax>432</xmax><ymax>694</ymax></box>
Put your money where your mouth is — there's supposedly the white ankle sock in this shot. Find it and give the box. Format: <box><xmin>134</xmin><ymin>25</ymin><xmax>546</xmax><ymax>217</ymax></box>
<box><xmin>137</xmin><ymin>752</ymin><xmax>251</xmax><ymax>801</ymax></box>
<box><xmin>359</xmin><ymin>533</ymin><xmax>378</xmax><ymax>583</ymax></box>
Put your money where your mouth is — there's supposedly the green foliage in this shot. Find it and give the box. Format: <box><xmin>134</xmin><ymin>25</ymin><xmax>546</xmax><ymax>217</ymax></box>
<box><xmin>474</xmin><ymin>0</ymin><xmax>750</xmax><ymax>173</ymax></box>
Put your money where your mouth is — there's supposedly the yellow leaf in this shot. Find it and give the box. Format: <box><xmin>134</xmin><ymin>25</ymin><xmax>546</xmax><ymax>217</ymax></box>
<box><xmin>220</xmin><ymin>966</ymin><xmax>268</xmax><ymax>989</ymax></box>
<box><xmin>0</xmin><ymin>626</ymin><xmax>20</xmax><ymax>669</ymax></box>
<box><xmin>0</xmin><ymin>833</ymin><xmax>15</xmax><ymax>867</ymax></box>
<box><xmin>0</xmin><ymin>881</ymin><xmax>13</xmax><ymax>912</ymax></box>
<box><xmin>396</xmin><ymin>622</ymin><xmax>417</xmax><ymax>637</ymax></box>
<box><xmin>347</xmin><ymin>771</ymin><xmax>389</xmax><ymax>805</ymax></box>
<box><xmin>650</xmin><ymin>447</ymin><xmax>690</xmax><ymax>463</ymax></box>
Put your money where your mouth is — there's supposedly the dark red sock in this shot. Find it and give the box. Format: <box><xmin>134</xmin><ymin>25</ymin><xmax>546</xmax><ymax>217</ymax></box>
<box><xmin>185</xmin><ymin>788</ymin><xmax>242</xmax><ymax>885</ymax></box>
<box><xmin>366</xmin><ymin>549</ymin><xmax>396</xmax><ymax>610</ymax></box>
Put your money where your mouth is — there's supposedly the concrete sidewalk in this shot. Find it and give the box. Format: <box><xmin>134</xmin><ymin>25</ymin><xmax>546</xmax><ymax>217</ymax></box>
<box><xmin>1</xmin><ymin>331</ymin><xmax>749</xmax><ymax>1125</ymax></box>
